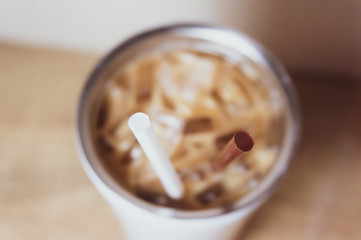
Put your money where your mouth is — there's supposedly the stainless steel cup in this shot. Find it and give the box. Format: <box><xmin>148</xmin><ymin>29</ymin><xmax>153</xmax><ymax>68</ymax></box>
<box><xmin>76</xmin><ymin>24</ymin><xmax>300</xmax><ymax>240</ymax></box>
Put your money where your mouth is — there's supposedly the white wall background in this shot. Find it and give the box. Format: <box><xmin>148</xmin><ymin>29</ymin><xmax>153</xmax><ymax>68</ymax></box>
<box><xmin>1</xmin><ymin>0</ymin><xmax>360</xmax><ymax>75</ymax></box>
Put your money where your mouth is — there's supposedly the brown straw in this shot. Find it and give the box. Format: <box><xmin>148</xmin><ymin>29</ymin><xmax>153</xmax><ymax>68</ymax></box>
<box><xmin>212</xmin><ymin>131</ymin><xmax>254</xmax><ymax>171</ymax></box>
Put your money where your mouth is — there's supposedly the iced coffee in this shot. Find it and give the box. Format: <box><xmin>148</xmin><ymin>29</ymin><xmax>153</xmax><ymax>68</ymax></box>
<box><xmin>95</xmin><ymin>49</ymin><xmax>283</xmax><ymax>210</ymax></box>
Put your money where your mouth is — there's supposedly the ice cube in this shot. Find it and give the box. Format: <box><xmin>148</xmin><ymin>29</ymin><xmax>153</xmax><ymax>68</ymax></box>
<box><xmin>148</xmin><ymin>111</ymin><xmax>184</xmax><ymax>157</ymax></box>
<box><xmin>158</xmin><ymin>52</ymin><xmax>216</xmax><ymax>108</ymax></box>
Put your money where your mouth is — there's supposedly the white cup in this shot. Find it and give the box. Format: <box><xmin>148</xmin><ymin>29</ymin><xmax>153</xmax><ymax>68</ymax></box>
<box><xmin>76</xmin><ymin>24</ymin><xmax>300</xmax><ymax>240</ymax></box>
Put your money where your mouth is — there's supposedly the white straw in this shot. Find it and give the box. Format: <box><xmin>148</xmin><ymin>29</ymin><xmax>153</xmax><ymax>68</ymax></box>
<box><xmin>128</xmin><ymin>112</ymin><xmax>184</xmax><ymax>199</ymax></box>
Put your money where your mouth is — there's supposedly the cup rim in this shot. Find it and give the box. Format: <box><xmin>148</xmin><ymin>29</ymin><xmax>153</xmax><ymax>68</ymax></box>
<box><xmin>76</xmin><ymin>23</ymin><xmax>301</xmax><ymax>219</ymax></box>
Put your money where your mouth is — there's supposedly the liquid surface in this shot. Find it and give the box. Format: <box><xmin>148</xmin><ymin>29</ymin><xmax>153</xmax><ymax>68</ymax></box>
<box><xmin>95</xmin><ymin>50</ymin><xmax>283</xmax><ymax>210</ymax></box>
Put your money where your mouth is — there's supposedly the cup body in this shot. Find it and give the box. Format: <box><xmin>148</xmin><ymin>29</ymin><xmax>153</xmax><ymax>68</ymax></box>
<box><xmin>76</xmin><ymin>24</ymin><xmax>300</xmax><ymax>240</ymax></box>
<box><xmin>96</xmin><ymin>174</ymin><xmax>254</xmax><ymax>240</ymax></box>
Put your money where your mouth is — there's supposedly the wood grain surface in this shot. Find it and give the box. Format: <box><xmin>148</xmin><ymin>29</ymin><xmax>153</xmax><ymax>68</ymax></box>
<box><xmin>0</xmin><ymin>42</ymin><xmax>360</xmax><ymax>240</ymax></box>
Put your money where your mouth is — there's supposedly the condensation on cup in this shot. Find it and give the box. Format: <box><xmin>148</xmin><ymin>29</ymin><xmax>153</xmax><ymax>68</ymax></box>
<box><xmin>76</xmin><ymin>24</ymin><xmax>300</xmax><ymax>240</ymax></box>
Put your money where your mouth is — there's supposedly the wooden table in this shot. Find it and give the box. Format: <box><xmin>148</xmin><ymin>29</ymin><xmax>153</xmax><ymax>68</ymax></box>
<box><xmin>1</xmin><ymin>42</ymin><xmax>360</xmax><ymax>240</ymax></box>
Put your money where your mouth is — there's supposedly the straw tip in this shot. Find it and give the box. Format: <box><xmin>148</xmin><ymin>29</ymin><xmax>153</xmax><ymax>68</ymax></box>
<box><xmin>234</xmin><ymin>131</ymin><xmax>254</xmax><ymax>152</ymax></box>
<box><xmin>128</xmin><ymin>112</ymin><xmax>150</xmax><ymax>131</ymax></box>
<box><xmin>167</xmin><ymin>187</ymin><xmax>184</xmax><ymax>199</ymax></box>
